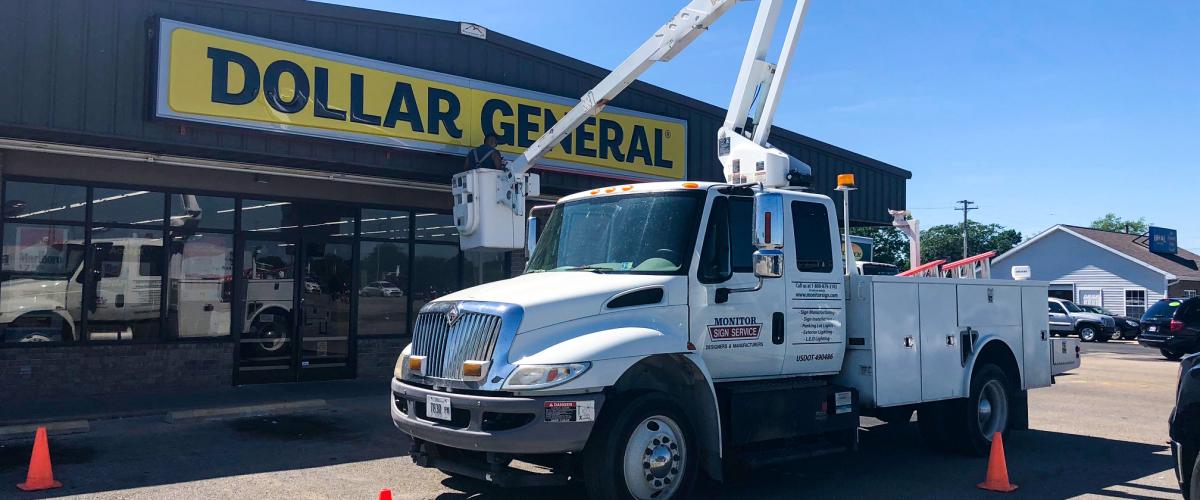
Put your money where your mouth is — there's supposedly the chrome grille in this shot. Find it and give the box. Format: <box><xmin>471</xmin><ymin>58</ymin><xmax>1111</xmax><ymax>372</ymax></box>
<box><xmin>411</xmin><ymin>306</ymin><xmax>503</xmax><ymax>380</ymax></box>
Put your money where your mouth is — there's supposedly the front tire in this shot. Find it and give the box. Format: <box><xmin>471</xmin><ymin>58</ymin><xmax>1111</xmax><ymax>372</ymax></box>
<box><xmin>583</xmin><ymin>393</ymin><xmax>697</xmax><ymax>500</ymax></box>
<box><xmin>1078</xmin><ymin>325</ymin><xmax>1098</xmax><ymax>342</ymax></box>
<box><xmin>945</xmin><ymin>364</ymin><xmax>1013</xmax><ymax>456</ymax></box>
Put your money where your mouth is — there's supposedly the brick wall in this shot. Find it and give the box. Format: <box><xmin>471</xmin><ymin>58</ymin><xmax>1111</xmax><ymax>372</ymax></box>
<box><xmin>1169</xmin><ymin>280</ymin><xmax>1200</xmax><ymax>298</ymax></box>
<box><xmin>0</xmin><ymin>342</ymin><xmax>233</xmax><ymax>404</ymax></box>
<box><xmin>357</xmin><ymin>337</ymin><xmax>410</xmax><ymax>380</ymax></box>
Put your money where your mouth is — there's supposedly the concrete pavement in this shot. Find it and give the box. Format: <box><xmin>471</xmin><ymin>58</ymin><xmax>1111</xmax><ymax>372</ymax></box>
<box><xmin>0</xmin><ymin>340</ymin><xmax>1182</xmax><ymax>499</ymax></box>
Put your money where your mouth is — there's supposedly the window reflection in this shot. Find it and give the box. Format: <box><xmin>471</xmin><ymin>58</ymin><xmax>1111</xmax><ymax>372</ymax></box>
<box><xmin>414</xmin><ymin>213</ymin><xmax>458</xmax><ymax>242</ymax></box>
<box><xmin>241</xmin><ymin>200</ymin><xmax>297</xmax><ymax>233</ymax></box>
<box><xmin>412</xmin><ymin>244</ymin><xmax>458</xmax><ymax>312</ymax></box>
<box><xmin>3</xmin><ymin>182</ymin><xmax>86</xmax><ymax>221</ymax></box>
<box><xmin>92</xmin><ymin>188</ymin><xmax>165</xmax><ymax>226</ymax></box>
<box><xmin>167</xmin><ymin>232</ymin><xmax>233</xmax><ymax>339</ymax></box>
<box><xmin>241</xmin><ymin>240</ymin><xmax>296</xmax><ymax>364</ymax></box>
<box><xmin>83</xmin><ymin>228</ymin><xmax>164</xmax><ymax>341</ymax></box>
<box><xmin>361</xmin><ymin>209</ymin><xmax>410</xmax><ymax>240</ymax></box>
<box><xmin>359</xmin><ymin>241</ymin><xmax>409</xmax><ymax>336</ymax></box>
<box><xmin>0</xmin><ymin>224</ymin><xmax>85</xmax><ymax>343</ymax></box>
<box><xmin>171</xmin><ymin>195</ymin><xmax>234</xmax><ymax>230</ymax></box>
<box><xmin>463</xmin><ymin>250</ymin><xmax>507</xmax><ymax>288</ymax></box>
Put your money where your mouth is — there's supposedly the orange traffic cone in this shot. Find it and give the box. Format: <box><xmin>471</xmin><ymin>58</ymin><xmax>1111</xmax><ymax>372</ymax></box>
<box><xmin>378</xmin><ymin>488</ymin><xmax>393</xmax><ymax>500</ymax></box>
<box><xmin>977</xmin><ymin>431</ymin><xmax>1017</xmax><ymax>492</ymax></box>
<box><xmin>17</xmin><ymin>426</ymin><xmax>62</xmax><ymax>491</ymax></box>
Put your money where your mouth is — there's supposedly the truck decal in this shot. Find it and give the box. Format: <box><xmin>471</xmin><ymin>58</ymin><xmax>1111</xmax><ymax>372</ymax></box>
<box><xmin>707</xmin><ymin>316</ymin><xmax>761</xmax><ymax>342</ymax></box>
<box><xmin>792</xmin><ymin>307</ymin><xmax>842</xmax><ymax>344</ymax></box>
<box><xmin>790</xmin><ymin>281</ymin><xmax>843</xmax><ymax>301</ymax></box>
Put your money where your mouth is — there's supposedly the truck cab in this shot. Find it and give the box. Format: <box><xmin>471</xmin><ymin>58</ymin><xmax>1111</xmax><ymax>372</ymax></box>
<box><xmin>391</xmin><ymin>181</ymin><xmax>1052</xmax><ymax>499</ymax></box>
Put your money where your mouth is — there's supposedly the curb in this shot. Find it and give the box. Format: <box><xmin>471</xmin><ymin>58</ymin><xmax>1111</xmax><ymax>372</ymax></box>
<box><xmin>0</xmin><ymin>420</ymin><xmax>91</xmax><ymax>441</ymax></box>
<box><xmin>164</xmin><ymin>399</ymin><xmax>328</xmax><ymax>423</ymax></box>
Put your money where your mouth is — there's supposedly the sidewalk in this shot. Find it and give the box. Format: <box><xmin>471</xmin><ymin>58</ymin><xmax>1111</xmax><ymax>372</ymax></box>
<box><xmin>0</xmin><ymin>378</ymin><xmax>389</xmax><ymax>427</ymax></box>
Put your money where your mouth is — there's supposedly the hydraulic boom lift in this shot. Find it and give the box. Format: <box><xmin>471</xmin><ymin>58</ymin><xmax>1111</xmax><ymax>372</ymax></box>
<box><xmin>453</xmin><ymin>0</ymin><xmax>813</xmax><ymax>251</ymax></box>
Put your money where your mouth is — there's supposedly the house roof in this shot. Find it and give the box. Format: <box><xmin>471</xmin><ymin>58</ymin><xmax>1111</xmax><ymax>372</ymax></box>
<box><xmin>994</xmin><ymin>224</ymin><xmax>1200</xmax><ymax>281</ymax></box>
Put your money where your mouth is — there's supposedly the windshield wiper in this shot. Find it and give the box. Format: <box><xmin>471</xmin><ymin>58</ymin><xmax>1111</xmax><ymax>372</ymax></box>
<box><xmin>562</xmin><ymin>265</ymin><xmax>613</xmax><ymax>273</ymax></box>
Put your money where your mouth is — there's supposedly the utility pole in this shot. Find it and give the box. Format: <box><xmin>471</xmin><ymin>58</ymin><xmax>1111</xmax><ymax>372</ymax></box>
<box><xmin>955</xmin><ymin>200</ymin><xmax>978</xmax><ymax>259</ymax></box>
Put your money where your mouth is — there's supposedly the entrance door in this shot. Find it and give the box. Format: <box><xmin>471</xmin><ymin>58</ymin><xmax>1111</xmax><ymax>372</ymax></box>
<box><xmin>297</xmin><ymin>240</ymin><xmax>353</xmax><ymax>381</ymax></box>
<box><xmin>235</xmin><ymin>202</ymin><xmax>357</xmax><ymax>384</ymax></box>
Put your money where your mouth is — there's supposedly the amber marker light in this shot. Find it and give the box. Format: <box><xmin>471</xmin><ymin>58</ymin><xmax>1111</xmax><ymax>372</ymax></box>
<box><xmin>462</xmin><ymin>360</ymin><xmax>489</xmax><ymax>380</ymax></box>
<box><xmin>682</xmin><ymin>182</ymin><xmax>699</xmax><ymax>189</ymax></box>
<box><xmin>408</xmin><ymin>355</ymin><xmax>425</xmax><ymax>376</ymax></box>
<box><xmin>836</xmin><ymin>173</ymin><xmax>856</xmax><ymax>190</ymax></box>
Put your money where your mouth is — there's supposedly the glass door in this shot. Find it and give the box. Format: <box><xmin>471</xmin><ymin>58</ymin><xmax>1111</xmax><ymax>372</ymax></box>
<box><xmin>238</xmin><ymin>237</ymin><xmax>299</xmax><ymax>384</ymax></box>
<box><xmin>298</xmin><ymin>240</ymin><xmax>353</xmax><ymax>381</ymax></box>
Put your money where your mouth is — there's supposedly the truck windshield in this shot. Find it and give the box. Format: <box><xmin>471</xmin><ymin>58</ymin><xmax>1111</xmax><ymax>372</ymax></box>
<box><xmin>7</xmin><ymin>243</ymin><xmax>87</xmax><ymax>280</ymax></box>
<box><xmin>527</xmin><ymin>191</ymin><xmax>705</xmax><ymax>274</ymax></box>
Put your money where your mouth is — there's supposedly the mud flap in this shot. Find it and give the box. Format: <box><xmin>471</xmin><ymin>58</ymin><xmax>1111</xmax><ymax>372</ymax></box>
<box><xmin>1011</xmin><ymin>390</ymin><xmax>1029</xmax><ymax>431</ymax></box>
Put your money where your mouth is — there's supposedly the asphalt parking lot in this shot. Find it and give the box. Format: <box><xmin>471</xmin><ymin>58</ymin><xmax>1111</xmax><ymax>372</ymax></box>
<box><xmin>1</xmin><ymin>340</ymin><xmax>1182</xmax><ymax>499</ymax></box>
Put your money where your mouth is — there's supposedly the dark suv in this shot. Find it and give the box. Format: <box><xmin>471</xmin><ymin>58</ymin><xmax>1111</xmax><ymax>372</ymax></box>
<box><xmin>1170</xmin><ymin>353</ymin><xmax>1200</xmax><ymax>498</ymax></box>
<box><xmin>1138</xmin><ymin>298</ymin><xmax>1200</xmax><ymax>360</ymax></box>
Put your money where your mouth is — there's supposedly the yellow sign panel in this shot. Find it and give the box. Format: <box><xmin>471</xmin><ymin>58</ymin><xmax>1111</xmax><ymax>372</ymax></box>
<box><xmin>154</xmin><ymin>19</ymin><xmax>687</xmax><ymax>180</ymax></box>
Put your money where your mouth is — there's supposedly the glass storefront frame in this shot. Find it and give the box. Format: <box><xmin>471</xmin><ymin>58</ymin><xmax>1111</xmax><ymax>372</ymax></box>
<box><xmin>0</xmin><ymin>175</ymin><xmax>512</xmax><ymax>383</ymax></box>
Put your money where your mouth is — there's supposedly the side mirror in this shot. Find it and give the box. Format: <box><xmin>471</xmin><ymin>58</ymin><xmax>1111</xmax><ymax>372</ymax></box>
<box><xmin>753</xmin><ymin>192</ymin><xmax>785</xmax><ymax>250</ymax></box>
<box><xmin>753</xmin><ymin>249</ymin><xmax>784</xmax><ymax>279</ymax></box>
<box><xmin>526</xmin><ymin>216</ymin><xmax>538</xmax><ymax>254</ymax></box>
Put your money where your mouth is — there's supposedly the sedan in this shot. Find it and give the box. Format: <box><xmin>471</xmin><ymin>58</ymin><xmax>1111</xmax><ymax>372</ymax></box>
<box><xmin>1078</xmin><ymin>305</ymin><xmax>1140</xmax><ymax>340</ymax></box>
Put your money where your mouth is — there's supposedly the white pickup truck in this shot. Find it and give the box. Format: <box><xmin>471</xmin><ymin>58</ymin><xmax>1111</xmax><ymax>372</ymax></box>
<box><xmin>391</xmin><ymin>181</ymin><xmax>1054</xmax><ymax>498</ymax></box>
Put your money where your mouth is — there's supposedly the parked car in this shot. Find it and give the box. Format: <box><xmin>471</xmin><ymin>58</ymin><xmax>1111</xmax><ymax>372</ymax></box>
<box><xmin>856</xmin><ymin>261</ymin><xmax>900</xmax><ymax>276</ymax></box>
<box><xmin>1078</xmin><ymin>304</ymin><xmax>1140</xmax><ymax>340</ymax></box>
<box><xmin>1048</xmin><ymin>297</ymin><xmax>1117</xmax><ymax>342</ymax></box>
<box><xmin>1169</xmin><ymin>353</ymin><xmax>1200</xmax><ymax>498</ymax></box>
<box><xmin>1138</xmin><ymin>298</ymin><xmax>1200</xmax><ymax>360</ymax></box>
<box><xmin>360</xmin><ymin>280</ymin><xmax>404</xmax><ymax>297</ymax></box>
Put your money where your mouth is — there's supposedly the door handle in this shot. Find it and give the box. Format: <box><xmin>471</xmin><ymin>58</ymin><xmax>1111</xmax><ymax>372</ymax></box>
<box><xmin>772</xmin><ymin>312</ymin><xmax>784</xmax><ymax>345</ymax></box>
<box><xmin>904</xmin><ymin>336</ymin><xmax>915</xmax><ymax>349</ymax></box>
<box><xmin>946</xmin><ymin>335</ymin><xmax>955</xmax><ymax>347</ymax></box>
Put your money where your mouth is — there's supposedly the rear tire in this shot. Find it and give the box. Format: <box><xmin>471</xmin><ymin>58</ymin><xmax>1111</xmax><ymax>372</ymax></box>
<box><xmin>1163</xmin><ymin>349</ymin><xmax>1185</xmax><ymax>361</ymax></box>
<box><xmin>945</xmin><ymin>364</ymin><xmax>1013</xmax><ymax>456</ymax></box>
<box><xmin>583</xmin><ymin>393</ymin><xmax>697</xmax><ymax>500</ymax></box>
<box><xmin>1188</xmin><ymin>446</ymin><xmax>1200</xmax><ymax>500</ymax></box>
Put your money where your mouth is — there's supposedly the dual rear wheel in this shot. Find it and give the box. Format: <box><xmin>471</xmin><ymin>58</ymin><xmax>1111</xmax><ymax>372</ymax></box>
<box><xmin>919</xmin><ymin>364</ymin><xmax>1013</xmax><ymax>456</ymax></box>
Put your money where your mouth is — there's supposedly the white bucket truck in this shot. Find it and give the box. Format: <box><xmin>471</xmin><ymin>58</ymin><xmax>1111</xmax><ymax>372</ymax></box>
<box><xmin>390</xmin><ymin>1</ymin><xmax>1056</xmax><ymax>498</ymax></box>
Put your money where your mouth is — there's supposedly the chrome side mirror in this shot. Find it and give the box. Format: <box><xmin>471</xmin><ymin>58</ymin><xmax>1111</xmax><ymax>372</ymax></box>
<box><xmin>525</xmin><ymin>216</ymin><xmax>538</xmax><ymax>254</ymax></box>
<box><xmin>753</xmin><ymin>192</ymin><xmax>785</xmax><ymax>250</ymax></box>
<box><xmin>753</xmin><ymin>249</ymin><xmax>784</xmax><ymax>278</ymax></box>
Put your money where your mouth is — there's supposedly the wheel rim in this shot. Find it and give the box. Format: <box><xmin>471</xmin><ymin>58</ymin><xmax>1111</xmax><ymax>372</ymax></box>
<box><xmin>19</xmin><ymin>333</ymin><xmax>52</xmax><ymax>342</ymax></box>
<box><xmin>977</xmin><ymin>379</ymin><xmax>1009</xmax><ymax>440</ymax></box>
<box><xmin>1081</xmin><ymin>327</ymin><xmax>1095</xmax><ymax>341</ymax></box>
<box><xmin>259</xmin><ymin>324</ymin><xmax>286</xmax><ymax>352</ymax></box>
<box><xmin>623</xmin><ymin>415</ymin><xmax>685</xmax><ymax>499</ymax></box>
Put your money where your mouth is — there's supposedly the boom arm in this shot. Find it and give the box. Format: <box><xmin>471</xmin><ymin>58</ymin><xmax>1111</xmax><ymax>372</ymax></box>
<box><xmin>504</xmin><ymin>0</ymin><xmax>739</xmax><ymax>181</ymax></box>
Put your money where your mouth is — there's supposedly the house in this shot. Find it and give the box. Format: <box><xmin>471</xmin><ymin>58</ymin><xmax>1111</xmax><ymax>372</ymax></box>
<box><xmin>992</xmin><ymin>225</ymin><xmax>1200</xmax><ymax>318</ymax></box>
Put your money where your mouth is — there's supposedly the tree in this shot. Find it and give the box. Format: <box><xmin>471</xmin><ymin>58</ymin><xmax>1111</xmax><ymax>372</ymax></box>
<box><xmin>850</xmin><ymin>226</ymin><xmax>910</xmax><ymax>270</ymax></box>
<box><xmin>921</xmin><ymin>221</ymin><xmax>1022</xmax><ymax>264</ymax></box>
<box><xmin>1091</xmin><ymin>213</ymin><xmax>1149</xmax><ymax>234</ymax></box>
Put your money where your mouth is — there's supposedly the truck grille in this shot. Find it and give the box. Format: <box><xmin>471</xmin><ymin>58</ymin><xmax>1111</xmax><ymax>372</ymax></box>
<box><xmin>411</xmin><ymin>306</ymin><xmax>503</xmax><ymax>380</ymax></box>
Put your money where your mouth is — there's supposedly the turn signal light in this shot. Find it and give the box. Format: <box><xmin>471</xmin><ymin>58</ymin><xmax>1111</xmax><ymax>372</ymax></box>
<box><xmin>462</xmin><ymin>360</ymin><xmax>489</xmax><ymax>380</ymax></box>
<box><xmin>408</xmin><ymin>355</ymin><xmax>425</xmax><ymax>376</ymax></box>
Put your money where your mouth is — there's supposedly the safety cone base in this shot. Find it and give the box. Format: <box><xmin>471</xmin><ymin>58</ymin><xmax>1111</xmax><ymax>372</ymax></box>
<box><xmin>977</xmin><ymin>481</ymin><xmax>1017</xmax><ymax>493</ymax></box>
<box><xmin>18</xmin><ymin>479</ymin><xmax>63</xmax><ymax>491</ymax></box>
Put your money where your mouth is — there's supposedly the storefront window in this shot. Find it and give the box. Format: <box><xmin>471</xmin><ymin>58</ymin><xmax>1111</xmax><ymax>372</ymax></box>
<box><xmin>171</xmin><ymin>194</ymin><xmax>234</xmax><ymax>230</ymax></box>
<box><xmin>91</xmin><ymin>188</ymin><xmax>165</xmax><ymax>226</ymax></box>
<box><xmin>0</xmin><ymin>223</ymin><xmax>85</xmax><ymax>343</ymax></box>
<box><xmin>241</xmin><ymin>200</ymin><xmax>297</xmax><ymax>233</ymax></box>
<box><xmin>412</xmin><ymin>244</ymin><xmax>459</xmax><ymax>312</ymax></box>
<box><xmin>300</xmin><ymin>204</ymin><xmax>356</xmax><ymax>238</ymax></box>
<box><xmin>361</xmin><ymin>209</ymin><xmax>410</xmax><ymax>240</ymax></box>
<box><xmin>3</xmin><ymin>182</ymin><xmax>86</xmax><ymax>222</ymax></box>
<box><xmin>358</xmin><ymin>241</ymin><xmax>409</xmax><ymax>336</ymax></box>
<box><xmin>167</xmin><ymin>232</ymin><xmax>233</xmax><ymax>339</ymax></box>
<box><xmin>414</xmin><ymin>213</ymin><xmax>458</xmax><ymax>242</ymax></box>
<box><xmin>85</xmin><ymin>228</ymin><xmax>164</xmax><ymax>341</ymax></box>
<box><xmin>463</xmin><ymin>250</ymin><xmax>508</xmax><ymax>288</ymax></box>
<box><xmin>241</xmin><ymin>239</ymin><xmax>297</xmax><ymax>366</ymax></box>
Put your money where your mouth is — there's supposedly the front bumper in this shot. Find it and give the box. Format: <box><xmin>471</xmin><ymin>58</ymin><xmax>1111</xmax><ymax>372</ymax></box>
<box><xmin>390</xmin><ymin>378</ymin><xmax>604</xmax><ymax>454</ymax></box>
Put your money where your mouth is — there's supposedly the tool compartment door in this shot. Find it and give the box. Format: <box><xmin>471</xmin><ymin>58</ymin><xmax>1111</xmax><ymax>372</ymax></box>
<box><xmin>1022</xmin><ymin>286</ymin><xmax>1053</xmax><ymax>388</ymax></box>
<box><xmin>872</xmin><ymin>281</ymin><xmax>921</xmax><ymax>407</ymax></box>
<box><xmin>919</xmin><ymin>283</ymin><xmax>964</xmax><ymax>401</ymax></box>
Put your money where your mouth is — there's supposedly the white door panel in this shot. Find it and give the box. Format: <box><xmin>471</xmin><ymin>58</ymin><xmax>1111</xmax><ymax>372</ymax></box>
<box><xmin>919</xmin><ymin>283</ymin><xmax>963</xmax><ymax>400</ymax></box>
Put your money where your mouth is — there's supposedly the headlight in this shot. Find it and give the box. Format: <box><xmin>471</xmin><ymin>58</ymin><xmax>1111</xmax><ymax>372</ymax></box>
<box><xmin>502</xmin><ymin>363</ymin><xmax>590</xmax><ymax>390</ymax></box>
<box><xmin>1126</xmin><ymin>320</ymin><xmax>1138</xmax><ymax>327</ymax></box>
<box><xmin>394</xmin><ymin>355</ymin><xmax>407</xmax><ymax>379</ymax></box>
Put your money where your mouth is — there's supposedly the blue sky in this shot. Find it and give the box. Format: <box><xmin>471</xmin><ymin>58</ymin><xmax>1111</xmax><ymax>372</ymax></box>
<box><xmin>321</xmin><ymin>1</ymin><xmax>1199</xmax><ymax>249</ymax></box>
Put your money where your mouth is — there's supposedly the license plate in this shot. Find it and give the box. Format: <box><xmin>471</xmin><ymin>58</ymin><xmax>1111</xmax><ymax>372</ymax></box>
<box><xmin>426</xmin><ymin>395</ymin><xmax>452</xmax><ymax>421</ymax></box>
<box><xmin>1149</xmin><ymin>326</ymin><xmax>1158</xmax><ymax>332</ymax></box>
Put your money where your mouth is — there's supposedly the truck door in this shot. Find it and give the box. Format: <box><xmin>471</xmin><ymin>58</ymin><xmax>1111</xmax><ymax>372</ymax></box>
<box><xmin>690</xmin><ymin>194</ymin><xmax>786</xmax><ymax>380</ymax></box>
<box><xmin>781</xmin><ymin>199</ymin><xmax>846</xmax><ymax>376</ymax></box>
<box><xmin>1048</xmin><ymin>301</ymin><xmax>1071</xmax><ymax>333</ymax></box>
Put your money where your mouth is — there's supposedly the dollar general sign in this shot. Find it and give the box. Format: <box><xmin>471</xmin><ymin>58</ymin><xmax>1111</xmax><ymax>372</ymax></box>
<box><xmin>154</xmin><ymin>19</ymin><xmax>687</xmax><ymax>180</ymax></box>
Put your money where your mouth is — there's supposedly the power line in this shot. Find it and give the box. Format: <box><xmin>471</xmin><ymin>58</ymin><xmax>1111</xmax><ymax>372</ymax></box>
<box><xmin>955</xmin><ymin>200</ymin><xmax>978</xmax><ymax>259</ymax></box>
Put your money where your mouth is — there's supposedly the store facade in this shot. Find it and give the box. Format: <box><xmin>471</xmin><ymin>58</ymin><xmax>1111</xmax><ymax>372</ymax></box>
<box><xmin>0</xmin><ymin>0</ymin><xmax>910</xmax><ymax>402</ymax></box>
